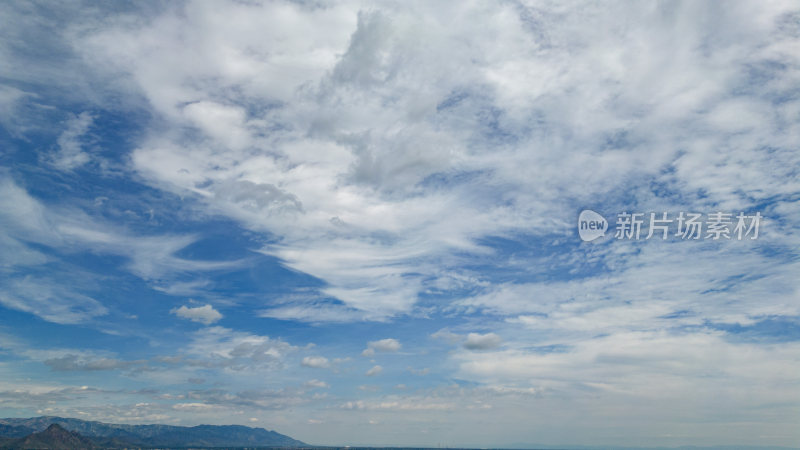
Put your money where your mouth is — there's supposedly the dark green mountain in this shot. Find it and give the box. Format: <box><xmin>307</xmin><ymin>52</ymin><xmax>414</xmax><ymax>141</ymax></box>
<box><xmin>0</xmin><ymin>416</ymin><xmax>306</xmax><ymax>448</ymax></box>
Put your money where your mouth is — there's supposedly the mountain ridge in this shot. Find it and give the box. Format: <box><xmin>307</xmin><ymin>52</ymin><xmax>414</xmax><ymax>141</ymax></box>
<box><xmin>0</xmin><ymin>416</ymin><xmax>306</xmax><ymax>448</ymax></box>
<box><xmin>1</xmin><ymin>423</ymin><xmax>99</xmax><ymax>449</ymax></box>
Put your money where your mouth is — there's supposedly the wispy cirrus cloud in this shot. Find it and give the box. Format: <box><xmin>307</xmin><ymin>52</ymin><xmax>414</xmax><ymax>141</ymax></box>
<box><xmin>0</xmin><ymin>275</ymin><xmax>108</xmax><ymax>324</ymax></box>
<box><xmin>0</xmin><ymin>175</ymin><xmax>245</xmax><ymax>323</ymax></box>
<box><xmin>50</xmin><ymin>0</ymin><xmax>798</xmax><ymax>327</ymax></box>
<box><xmin>47</xmin><ymin>111</ymin><xmax>94</xmax><ymax>170</ymax></box>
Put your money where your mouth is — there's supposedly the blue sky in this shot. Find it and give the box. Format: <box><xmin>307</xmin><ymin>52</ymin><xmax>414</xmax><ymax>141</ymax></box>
<box><xmin>1</xmin><ymin>0</ymin><xmax>799</xmax><ymax>447</ymax></box>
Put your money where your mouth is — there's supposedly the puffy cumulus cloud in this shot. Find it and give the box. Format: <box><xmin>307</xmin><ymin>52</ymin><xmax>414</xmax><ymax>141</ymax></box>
<box><xmin>185</xmin><ymin>326</ymin><xmax>297</xmax><ymax>370</ymax></box>
<box><xmin>362</xmin><ymin>338</ymin><xmax>401</xmax><ymax>356</ymax></box>
<box><xmin>171</xmin><ymin>304</ymin><xmax>223</xmax><ymax>325</ymax></box>
<box><xmin>56</xmin><ymin>0</ymin><xmax>799</xmax><ymax>325</ymax></box>
<box><xmin>463</xmin><ymin>332</ymin><xmax>502</xmax><ymax>351</ymax></box>
<box><xmin>431</xmin><ymin>329</ymin><xmax>503</xmax><ymax>351</ymax></box>
<box><xmin>301</xmin><ymin>356</ymin><xmax>331</xmax><ymax>369</ymax></box>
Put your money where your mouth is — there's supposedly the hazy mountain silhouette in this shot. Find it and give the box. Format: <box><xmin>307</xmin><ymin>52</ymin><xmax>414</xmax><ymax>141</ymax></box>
<box><xmin>0</xmin><ymin>416</ymin><xmax>306</xmax><ymax>448</ymax></box>
<box><xmin>0</xmin><ymin>425</ymin><xmax>31</xmax><ymax>439</ymax></box>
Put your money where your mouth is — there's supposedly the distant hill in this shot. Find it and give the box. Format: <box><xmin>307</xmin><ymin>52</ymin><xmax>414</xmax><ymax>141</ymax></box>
<box><xmin>1</xmin><ymin>423</ymin><xmax>98</xmax><ymax>449</ymax></box>
<box><xmin>0</xmin><ymin>416</ymin><xmax>306</xmax><ymax>448</ymax></box>
<box><xmin>0</xmin><ymin>425</ymin><xmax>31</xmax><ymax>439</ymax></box>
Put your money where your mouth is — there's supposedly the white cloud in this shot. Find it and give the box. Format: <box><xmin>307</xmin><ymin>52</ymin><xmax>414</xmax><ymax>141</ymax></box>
<box><xmin>0</xmin><ymin>85</ymin><xmax>30</xmax><ymax>135</ymax></box>
<box><xmin>43</xmin><ymin>354</ymin><xmax>140</xmax><ymax>372</ymax></box>
<box><xmin>362</xmin><ymin>338</ymin><xmax>401</xmax><ymax>356</ymax></box>
<box><xmin>260</xmin><ymin>301</ymin><xmax>368</xmax><ymax>323</ymax></box>
<box><xmin>172</xmin><ymin>402</ymin><xmax>216</xmax><ymax>411</ymax></box>
<box><xmin>0</xmin><ymin>335</ymin><xmax>145</xmax><ymax>374</ymax></box>
<box><xmin>301</xmin><ymin>356</ymin><xmax>330</xmax><ymax>369</ymax></box>
<box><xmin>49</xmin><ymin>111</ymin><xmax>93</xmax><ymax>170</ymax></box>
<box><xmin>171</xmin><ymin>304</ymin><xmax>223</xmax><ymax>325</ymax></box>
<box><xmin>185</xmin><ymin>326</ymin><xmax>297</xmax><ymax>370</ymax></box>
<box><xmin>455</xmin><ymin>330</ymin><xmax>800</xmax><ymax>410</ymax></box>
<box><xmin>365</xmin><ymin>365</ymin><xmax>383</xmax><ymax>377</ymax></box>
<box><xmin>0</xmin><ymin>174</ymin><xmax>250</xmax><ymax>329</ymax></box>
<box><xmin>182</xmin><ymin>101</ymin><xmax>251</xmax><ymax>151</ymax></box>
<box><xmin>341</xmin><ymin>397</ymin><xmax>454</xmax><ymax>411</ymax></box>
<box><xmin>0</xmin><ymin>276</ymin><xmax>108</xmax><ymax>325</ymax></box>
<box><xmin>463</xmin><ymin>333</ymin><xmax>502</xmax><ymax>351</ymax></box>
<box><xmin>0</xmin><ymin>175</ymin><xmax>245</xmax><ymax>289</ymax></box>
<box><xmin>458</xmin><ymin>240</ymin><xmax>800</xmax><ymax>334</ymax></box>
<box><xmin>430</xmin><ymin>328</ymin><xmax>461</xmax><ymax>343</ymax></box>
<box><xmin>1</xmin><ymin>1</ymin><xmax>799</xmax><ymax>445</ymax></box>
<box><xmin>58</xmin><ymin>0</ymin><xmax>797</xmax><ymax>327</ymax></box>
<box><xmin>154</xmin><ymin>280</ymin><xmax>212</xmax><ymax>296</ymax></box>
<box><xmin>304</xmin><ymin>379</ymin><xmax>330</xmax><ymax>389</ymax></box>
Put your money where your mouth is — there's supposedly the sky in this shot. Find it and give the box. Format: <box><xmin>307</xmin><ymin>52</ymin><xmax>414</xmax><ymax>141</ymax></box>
<box><xmin>0</xmin><ymin>0</ymin><xmax>799</xmax><ymax>448</ymax></box>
